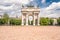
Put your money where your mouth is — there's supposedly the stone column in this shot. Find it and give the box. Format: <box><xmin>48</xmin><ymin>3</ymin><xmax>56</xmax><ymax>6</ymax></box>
<box><xmin>37</xmin><ymin>14</ymin><xmax>40</xmax><ymax>26</ymax></box>
<box><xmin>33</xmin><ymin>13</ymin><xmax>35</xmax><ymax>26</ymax></box>
<box><xmin>26</xmin><ymin>13</ymin><xmax>28</xmax><ymax>25</ymax></box>
<box><xmin>22</xmin><ymin>14</ymin><xmax>24</xmax><ymax>25</ymax></box>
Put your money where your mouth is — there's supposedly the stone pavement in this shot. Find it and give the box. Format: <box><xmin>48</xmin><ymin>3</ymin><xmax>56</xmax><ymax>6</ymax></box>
<box><xmin>0</xmin><ymin>26</ymin><xmax>60</xmax><ymax>40</ymax></box>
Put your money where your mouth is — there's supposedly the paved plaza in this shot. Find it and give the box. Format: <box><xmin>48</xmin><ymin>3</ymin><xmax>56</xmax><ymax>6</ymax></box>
<box><xmin>0</xmin><ymin>26</ymin><xmax>60</xmax><ymax>40</ymax></box>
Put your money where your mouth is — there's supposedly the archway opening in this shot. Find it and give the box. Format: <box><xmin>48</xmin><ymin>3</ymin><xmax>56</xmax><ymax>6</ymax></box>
<box><xmin>28</xmin><ymin>16</ymin><xmax>33</xmax><ymax>25</ymax></box>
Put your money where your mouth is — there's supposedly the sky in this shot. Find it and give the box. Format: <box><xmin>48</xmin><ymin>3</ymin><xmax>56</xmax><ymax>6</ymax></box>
<box><xmin>0</xmin><ymin>0</ymin><xmax>60</xmax><ymax>18</ymax></box>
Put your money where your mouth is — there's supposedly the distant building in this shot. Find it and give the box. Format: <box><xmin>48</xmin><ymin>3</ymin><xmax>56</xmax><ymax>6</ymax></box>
<box><xmin>0</xmin><ymin>15</ymin><xmax>3</xmax><ymax>18</ymax></box>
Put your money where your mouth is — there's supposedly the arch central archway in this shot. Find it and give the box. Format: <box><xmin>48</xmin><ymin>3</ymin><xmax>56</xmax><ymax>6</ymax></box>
<box><xmin>21</xmin><ymin>7</ymin><xmax>40</xmax><ymax>26</ymax></box>
<box><xmin>28</xmin><ymin>15</ymin><xmax>33</xmax><ymax>25</ymax></box>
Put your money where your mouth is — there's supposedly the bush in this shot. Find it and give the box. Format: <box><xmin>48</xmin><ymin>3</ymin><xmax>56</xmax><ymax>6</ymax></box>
<box><xmin>49</xmin><ymin>19</ymin><xmax>54</xmax><ymax>25</ymax></box>
<box><xmin>3</xmin><ymin>13</ymin><xmax>9</xmax><ymax>24</ymax></box>
<box><xmin>40</xmin><ymin>18</ymin><xmax>50</xmax><ymax>26</ymax></box>
<box><xmin>57</xmin><ymin>18</ymin><xmax>60</xmax><ymax>25</ymax></box>
<box><xmin>0</xmin><ymin>19</ymin><xmax>6</xmax><ymax>25</ymax></box>
<box><xmin>10</xmin><ymin>18</ymin><xmax>21</xmax><ymax>25</ymax></box>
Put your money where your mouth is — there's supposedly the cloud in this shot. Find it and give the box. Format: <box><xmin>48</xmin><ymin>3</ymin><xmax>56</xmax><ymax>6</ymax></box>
<box><xmin>0</xmin><ymin>0</ymin><xmax>60</xmax><ymax>18</ymax></box>
<box><xmin>40</xmin><ymin>2</ymin><xmax>60</xmax><ymax>18</ymax></box>
<box><xmin>0</xmin><ymin>0</ymin><xmax>33</xmax><ymax>4</ymax></box>
<box><xmin>0</xmin><ymin>0</ymin><xmax>34</xmax><ymax>17</ymax></box>
<box><xmin>46</xmin><ymin>2</ymin><xmax>60</xmax><ymax>10</ymax></box>
<box><xmin>41</xmin><ymin>0</ymin><xmax>46</xmax><ymax>3</ymax></box>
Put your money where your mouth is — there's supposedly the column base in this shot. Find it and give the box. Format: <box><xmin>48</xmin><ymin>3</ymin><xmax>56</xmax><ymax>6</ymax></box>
<box><xmin>33</xmin><ymin>24</ymin><xmax>35</xmax><ymax>26</ymax></box>
<box><xmin>38</xmin><ymin>24</ymin><xmax>40</xmax><ymax>26</ymax></box>
<box><xmin>26</xmin><ymin>24</ymin><xmax>28</xmax><ymax>25</ymax></box>
<box><xmin>21</xmin><ymin>24</ymin><xmax>24</xmax><ymax>26</ymax></box>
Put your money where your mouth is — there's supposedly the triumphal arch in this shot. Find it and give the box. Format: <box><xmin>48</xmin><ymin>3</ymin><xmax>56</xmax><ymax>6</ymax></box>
<box><xmin>21</xmin><ymin>6</ymin><xmax>40</xmax><ymax>26</ymax></box>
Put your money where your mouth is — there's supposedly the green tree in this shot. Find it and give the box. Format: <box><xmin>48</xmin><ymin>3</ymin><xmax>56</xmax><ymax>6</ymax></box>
<box><xmin>57</xmin><ymin>18</ymin><xmax>60</xmax><ymax>25</ymax></box>
<box><xmin>10</xmin><ymin>18</ymin><xmax>21</xmax><ymax>25</ymax></box>
<box><xmin>40</xmin><ymin>18</ymin><xmax>50</xmax><ymax>26</ymax></box>
<box><xmin>49</xmin><ymin>19</ymin><xmax>54</xmax><ymax>25</ymax></box>
<box><xmin>3</xmin><ymin>13</ymin><xmax>9</xmax><ymax>24</ymax></box>
<box><xmin>0</xmin><ymin>19</ymin><xmax>6</xmax><ymax>25</ymax></box>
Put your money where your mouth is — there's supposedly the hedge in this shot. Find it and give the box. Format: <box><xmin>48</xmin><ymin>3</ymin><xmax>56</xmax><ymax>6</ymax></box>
<box><xmin>57</xmin><ymin>18</ymin><xmax>60</xmax><ymax>25</ymax></box>
<box><xmin>0</xmin><ymin>19</ymin><xmax>6</xmax><ymax>25</ymax></box>
<box><xmin>10</xmin><ymin>18</ymin><xmax>21</xmax><ymax>25</ymax></box>
<box><xmin>40</xmin><ymin>18</ymin><xmax>54</xmax><ymax>25</ymax></box>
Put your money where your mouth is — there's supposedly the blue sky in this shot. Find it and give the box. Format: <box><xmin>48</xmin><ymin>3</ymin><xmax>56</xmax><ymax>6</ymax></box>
<box><xmin>0</xmin><ymin>0</ymin><xmax>60</xmax><ymax>18</ymax></box>
<box><xmin>31</xmin><ymin>0</ymin><xmax>60</xmax><ymax>7</ymax></box>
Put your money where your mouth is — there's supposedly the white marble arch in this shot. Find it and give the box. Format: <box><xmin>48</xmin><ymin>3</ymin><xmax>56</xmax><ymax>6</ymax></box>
<box><xmin>21</xmin><ymin>7</ymin><xmax>40</xmax><ymax>26</ymax></box>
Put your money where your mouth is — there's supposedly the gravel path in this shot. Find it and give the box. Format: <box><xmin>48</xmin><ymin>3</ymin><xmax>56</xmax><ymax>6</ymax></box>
<box><xmin>0</xmin><ymin>26</ymin><xmax>60</xmax><ymax>40</ymax></box>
